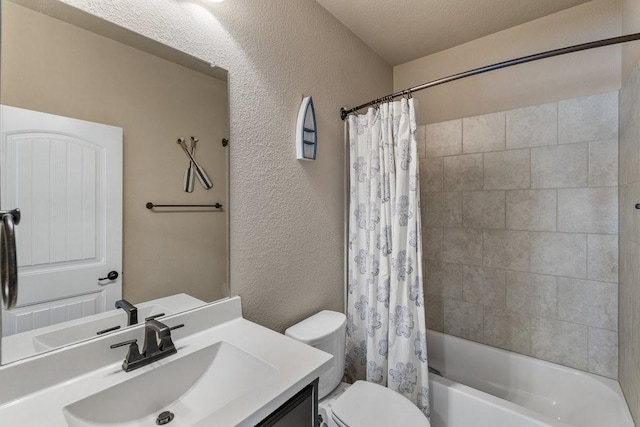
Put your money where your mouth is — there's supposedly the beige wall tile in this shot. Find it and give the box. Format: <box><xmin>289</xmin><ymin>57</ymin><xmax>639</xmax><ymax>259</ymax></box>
<box><xmin>506</xmin><ymin>189</ymin><xmax>556</xmax><ymax>232</ymax></box>
<box><xmin>531</xmin><ymin>317</ymin><xmax>588</xmax><ymax>370</ymax></box>
<box><xmin>420</xmin><ymin>157</ymin><xmax>444</xmax><ymax>192</ymax></box>
<box><xmin>557</xmin><ymin>187</ymin><xmax>618</xmax><ymax>234</ymax></box>
<box><xmin>483</xmin><ymin>149</ymin><xmax>530</xmax><ymax>190</ymax></box>
<box><xmin>558</xmin><ymin>92</ymin><xmax>618</xmax><ymax>144</ymax></box>
<box><xmin>425</xmin><ymin>261</ymin><xmax>463</xmax><ymax>299</ymax></box>
<box><xmin>463</xmin><ymin>112</ymin><xmax>506</xmax><ymax>153</ymax></box>
<box><xmin>421</xmin><ymin>192</ymin><xmax>443</xmax><ymax>227</ymax></box>
<box><xmin>462</xmin><ymin>265</ymin><xmax>506</xmax><ymax>308</ymax></box>
<box><xmin>443</xmin><ymin>192</ymin><xmax>463</xmax><ymax>227</ymax></box>
<box><xmin>444</xmin><ymin>154</ymin><xmax>483</xmax><ymax>191</ymax></box>
<box><xmin>423</xmin><ymin>226</ymin><xmax>442</xmax><ymax>262</ymax></box>
<box><xmin>421</xmin><ymin>192</ymin><xmax>464</xmax><ymax>228</ymax></box>
<box><xmin>557</xmin><ymin>277</ymin><xmax>618</xmax><ymax>331</ymax></box>
<box><xmin>531</xmin><ymin>143</ymin><xmax>588</xmax><ymax>188</ymax></box>
<box><xmin>483</xmin><ymin>307</ymin><xmax>531</xmax><ymax>355</ymax></box>
<box><xmin>506</xmin><ymin>102</ymin><xmax>558</xmax><ymax>149</ymax></box>
<box><xmin>506</xmin><ymin>271</ymin><xmax>557</xmax><ymax>317</ymax></box>
<box><xmin>530</xmin><ymin>232</ymin><xmax>587</xmax><ymax>278</ymax></box>
<box><xmin>425</xmin><ymin>295</ymin><xmax>444</xmax><ymax>332</ymax></box>
<box><xmin>589</xmin><ymin>140</ymin><xmax>618</xmax><ymax>187</ymax></box>
<box><xmin>587</xmin><ymin>234</ymin><xmax>618</xmax><ymax>283</ymax></box>
<box><xmin>588</xmin><ymin>327</ymin><xmax>618</xmax><ymax>379</ymax></box>
<box><xmin>463</xmin><ymin>191</ymin><xmax>506</xmax><ymax>229</ymax></box>
<box><xmin>443</xmin><ymin>299</ymin><xmax>484</xmax><ymax>342</ymax></box>
<box><xmin>416</xmin><ymin>125</ymin><xmax>427</xmax><ymax>159</ymax></box>
<box><xmin>426</xmin><ymin>119</ymin><xmax>462</xmax><ymax>157</ymax></box>
<box><xmin>442</xmin><ymin>228</ymin><xmax>482</xmax><ymax>266</ymax></box>
<box><xmin>483</xmin><ymin>229</ymin><xmax>530</xmax><ymax>271</ymax></box>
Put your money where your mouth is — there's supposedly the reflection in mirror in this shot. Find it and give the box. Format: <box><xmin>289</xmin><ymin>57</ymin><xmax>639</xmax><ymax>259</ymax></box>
<box><xmin>0</xmin><ymin>0</ymin><xmax>230</xmax><ymax>364</ymax></box>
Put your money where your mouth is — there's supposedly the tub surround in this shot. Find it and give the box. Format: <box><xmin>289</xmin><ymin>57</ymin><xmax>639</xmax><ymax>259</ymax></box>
<box><xmin>0</xmin><ymin>297</ymin><xmax>332</xmax><ymax>426</ymax></box>
<box><xmin>421</xmin><ymin>91</ymin><xmax>619</xmax><ymax>378</ymax></box>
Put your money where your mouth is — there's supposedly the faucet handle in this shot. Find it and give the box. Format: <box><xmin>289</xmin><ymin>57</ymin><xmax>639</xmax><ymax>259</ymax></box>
<box><xmin>156</xmin><ymin>324</ymin><xmax>185</xmax><ymax>353</ymax></box>
<box><xmin>110</xmin><ymin>339</ymin><xmax>137</xmax><ymax>349</ymax></box>
<box><xmin>110</xmin><ymin>339</ymin><xmax>144</xmax><ymax>371</ymax></box>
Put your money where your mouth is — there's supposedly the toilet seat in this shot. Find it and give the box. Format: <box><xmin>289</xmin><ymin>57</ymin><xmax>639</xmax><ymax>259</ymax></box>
<box><xmin>330</xmin><ymin>381</ymin><xmax>430</xmax><ymax>427</ymax></box>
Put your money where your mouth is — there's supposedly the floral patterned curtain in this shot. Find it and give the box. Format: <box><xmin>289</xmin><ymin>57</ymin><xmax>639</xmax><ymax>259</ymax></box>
<box><xmin>346</xmin><ymin>98</ymin><xmax>429</xmax><ymax>417</ymax></box>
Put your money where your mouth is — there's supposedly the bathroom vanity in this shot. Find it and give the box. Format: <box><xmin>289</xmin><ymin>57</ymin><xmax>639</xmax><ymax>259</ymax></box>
<box><xmin>0</xmin><ymin>297</ymin><xmax>331</xmax><ymax>426</ymax></box>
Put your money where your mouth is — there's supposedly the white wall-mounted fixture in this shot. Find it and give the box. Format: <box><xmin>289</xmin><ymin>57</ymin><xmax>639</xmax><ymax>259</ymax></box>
<box><xmin>296</xmin><ymin>96</ymin><xmax>317</xmax><ymax>161</ymax></box>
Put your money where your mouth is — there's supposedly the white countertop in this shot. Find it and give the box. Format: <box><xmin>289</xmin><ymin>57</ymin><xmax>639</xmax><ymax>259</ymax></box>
<box><xmin>0</xmin><ymin>297</ymin><xmax>332</xmax><ymax>426</ymax></box>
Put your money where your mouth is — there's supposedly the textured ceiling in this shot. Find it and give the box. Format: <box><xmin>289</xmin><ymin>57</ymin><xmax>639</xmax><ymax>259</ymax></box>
<box><xmin>316</xmin><ymin>0</ymin><xmax>593</xmax><ymax>65</ymax></box>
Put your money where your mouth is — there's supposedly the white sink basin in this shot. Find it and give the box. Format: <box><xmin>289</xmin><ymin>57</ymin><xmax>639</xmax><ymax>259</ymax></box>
<box><xmin>63</xmin><ymin>341</ymin><xmax>277</xmax><ymax>426</ymax></box>
<box><xmin>32</xmin><ymin>305</ymin><xmax>169</xmax><ymax>352</ymax></box>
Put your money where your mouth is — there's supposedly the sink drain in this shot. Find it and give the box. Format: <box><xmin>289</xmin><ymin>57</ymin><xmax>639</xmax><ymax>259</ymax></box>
<box><xmin>156</xmin><ymin>411</ymin><xmax>175</xmax><ymax>425</ymax></box>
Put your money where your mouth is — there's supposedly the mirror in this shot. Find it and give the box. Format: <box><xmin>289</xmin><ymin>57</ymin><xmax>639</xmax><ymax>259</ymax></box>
<box><xmin>0</xmin><ymin>0</ymin><xmax>230</xmax><ymax>363</ymax></box>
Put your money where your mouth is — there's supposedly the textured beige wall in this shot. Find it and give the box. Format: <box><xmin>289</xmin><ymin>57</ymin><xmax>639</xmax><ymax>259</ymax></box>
<box><xmin>394</xmin><ymin>0</ymin><xmax>622</xmax><ymax>125</ymax></box>
<box><xmin>1</xmin><ymin>2</ymin><xmax>229</xmax><ymax>304</ymax></box>
<box><xmin>619</xmin><ymin>0</ymin><xmax>640</xmax><ymax>422</ymax></box>
<box><xmin>42</xmin><ymin>0</ymin><xmax>392</xmax><ymax>332</ymax></box>
<box><xmin>622</xmin><ymin>0</ymin><xmax>640</xmax><ymax>82</ymax></box>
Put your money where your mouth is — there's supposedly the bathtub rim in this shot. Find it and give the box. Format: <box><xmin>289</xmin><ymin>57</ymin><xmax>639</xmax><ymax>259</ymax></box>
<box><xmin>429</xmin><ymin>372</ymin><xmax>572</xmax><ymax>427</ymax></box>
<box><xmin>427</xmin><ymin>329</ymin><xmax>623</xmax><ymax>390</ymax></box>
<box><xmin>426</xmin><ymin>329</ymin><xmax>633</xmax><ymax>426</ymax></box>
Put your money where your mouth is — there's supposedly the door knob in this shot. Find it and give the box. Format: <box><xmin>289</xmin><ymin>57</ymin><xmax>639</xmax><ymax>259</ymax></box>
<box><xmin>98</xmin><ymin>271</ymin><xmax>119</xmax><ymax>282</ymax></box>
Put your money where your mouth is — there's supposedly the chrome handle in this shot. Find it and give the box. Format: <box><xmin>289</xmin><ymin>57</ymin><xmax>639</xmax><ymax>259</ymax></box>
<box><xmin>0</xmin><ymin>209</ymin><xmax>20</xmax><ymax>309</ymax></box>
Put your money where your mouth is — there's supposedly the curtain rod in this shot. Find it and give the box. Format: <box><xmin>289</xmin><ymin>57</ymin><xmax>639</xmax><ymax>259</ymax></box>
<box><xmin>340</xmin><ymin>32</ymin><xmax>640</xmax><ymax>120</ymax></box>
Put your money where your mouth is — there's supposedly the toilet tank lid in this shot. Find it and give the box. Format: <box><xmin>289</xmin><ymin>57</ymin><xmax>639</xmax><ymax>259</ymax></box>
<box><xmin>285</xmin><ymin>310</ymin><xmax>346</xmax><ymax>346</ymax></box>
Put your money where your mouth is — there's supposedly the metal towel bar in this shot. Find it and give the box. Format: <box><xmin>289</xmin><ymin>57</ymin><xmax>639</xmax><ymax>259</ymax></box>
<box><xmin>145</xmin><ymin>202</ymin><xmax>223</xmax><ymax>210</ymax></box>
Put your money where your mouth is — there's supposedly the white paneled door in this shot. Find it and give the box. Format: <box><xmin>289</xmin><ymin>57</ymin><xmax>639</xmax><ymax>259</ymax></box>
<box><xmin>0</xmin><ymin>106</ymin><xmax>122</xmax><ymax>334</ymax></box>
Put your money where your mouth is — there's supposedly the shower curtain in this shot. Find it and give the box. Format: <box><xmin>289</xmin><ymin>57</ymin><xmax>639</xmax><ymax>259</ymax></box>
<box><xmin>346</xmin><ymin>98</ymin><xmax>429</xmax><ymax>417</ymax></box>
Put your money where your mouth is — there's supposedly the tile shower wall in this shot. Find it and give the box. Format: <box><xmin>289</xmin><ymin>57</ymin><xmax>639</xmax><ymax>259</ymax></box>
<box><xmin>619</xmin><ymin>59</ymin><xmax>640</xmax><ymax>418</ymax></box>
<box><xmin>419</xmin><ymin>92</ymin><xmax>619</xmax><ymax>378</ymax></box>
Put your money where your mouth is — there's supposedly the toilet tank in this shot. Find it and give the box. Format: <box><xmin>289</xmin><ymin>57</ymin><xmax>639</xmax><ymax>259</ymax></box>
<box><xmin>285</xmin><ymin>310</ymin><xmax>346</xmax><ymax>399</ymax></box>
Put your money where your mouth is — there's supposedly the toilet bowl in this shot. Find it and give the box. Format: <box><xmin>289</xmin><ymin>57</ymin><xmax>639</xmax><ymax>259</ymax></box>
<box><xmin>285</xmin><ymin>311</ymin><xmax>430</xmax><ymax>427</ymax></box>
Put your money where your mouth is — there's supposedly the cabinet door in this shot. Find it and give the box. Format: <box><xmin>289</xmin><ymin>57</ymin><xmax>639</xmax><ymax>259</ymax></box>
<box><xmin>257</xmin><ymin>378</ymin><xmax>319</xmax><ymax>427</ymax></box>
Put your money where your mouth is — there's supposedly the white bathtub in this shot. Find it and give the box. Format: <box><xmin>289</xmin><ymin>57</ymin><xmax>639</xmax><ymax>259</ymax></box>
<box><xmin>427</xmin><ymin>330</ymin><xmax>634</xmax><ymax>427</ymax></box>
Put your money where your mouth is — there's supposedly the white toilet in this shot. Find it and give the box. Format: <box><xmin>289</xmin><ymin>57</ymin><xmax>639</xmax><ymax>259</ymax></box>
<box><xmin>285</xmin><ymin>310</ymin><xmax>430</xmax><ymax>427</ymax></box>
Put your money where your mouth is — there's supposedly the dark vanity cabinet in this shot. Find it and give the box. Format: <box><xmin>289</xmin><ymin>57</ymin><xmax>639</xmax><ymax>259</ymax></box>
<box><xmin>256</xmin><ymin>378</ymin><xmax>319</xmax><ymax>427</ymax></box>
